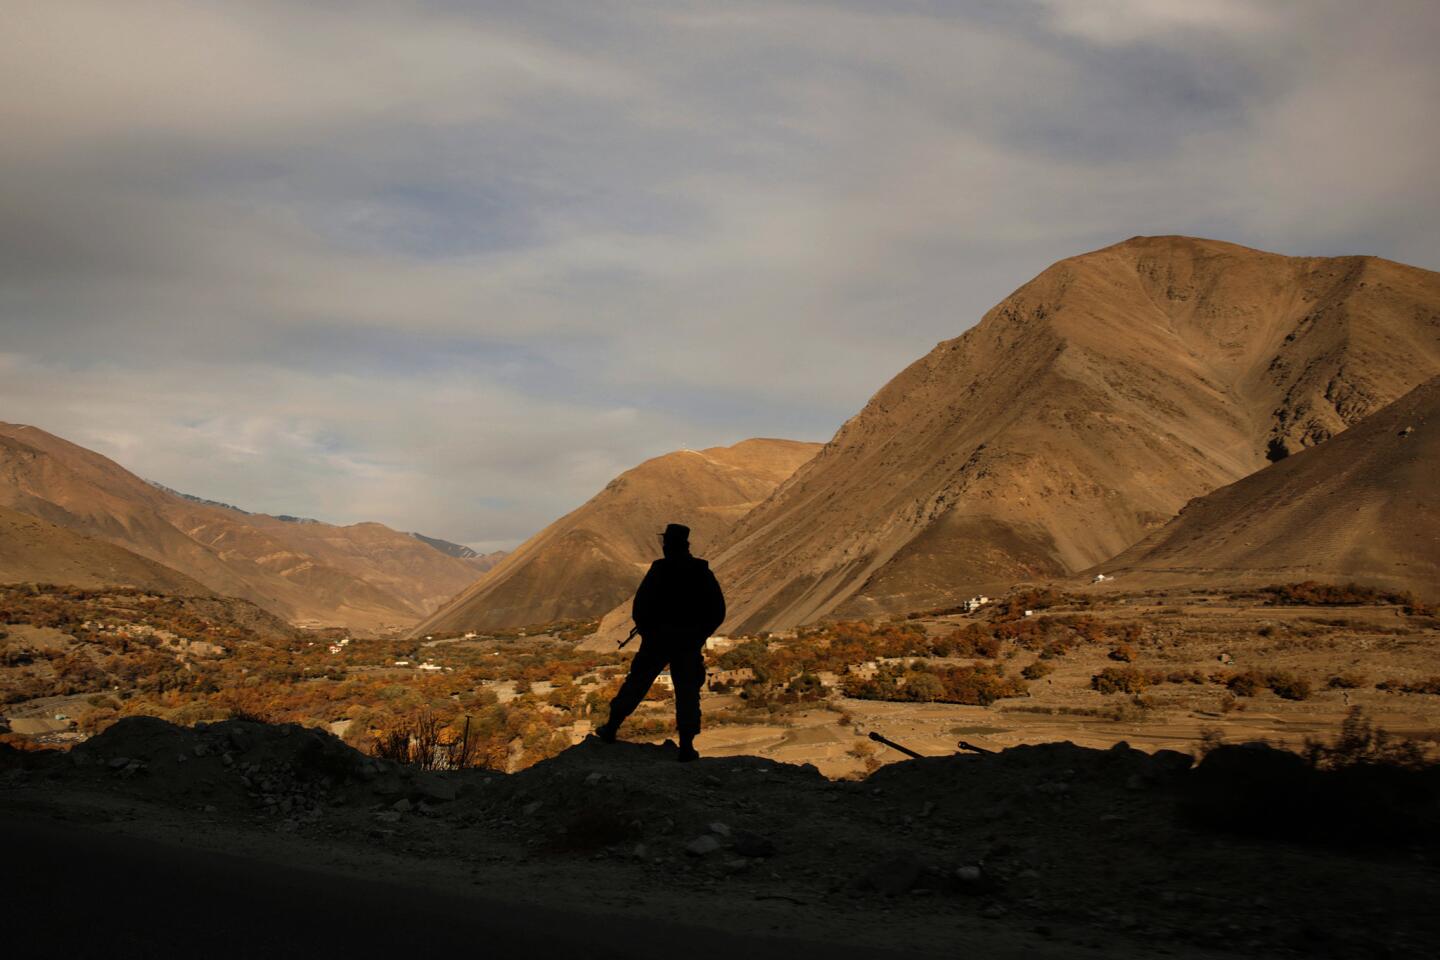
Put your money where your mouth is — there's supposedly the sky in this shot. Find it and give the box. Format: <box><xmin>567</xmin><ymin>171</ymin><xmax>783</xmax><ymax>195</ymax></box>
<box><xmin>2</xmin><ymin>1</ymin><xmax>1437</xmax><ymax>551</ymax></box>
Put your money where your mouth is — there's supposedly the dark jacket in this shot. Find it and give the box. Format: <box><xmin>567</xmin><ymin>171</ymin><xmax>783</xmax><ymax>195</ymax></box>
<box><xmin>632</xmin><ymin>555</ymin><xmax>726</xmax><ymax>643</ymax></box>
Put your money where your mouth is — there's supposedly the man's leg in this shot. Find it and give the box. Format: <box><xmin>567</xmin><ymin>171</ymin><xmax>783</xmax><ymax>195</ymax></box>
<box><xmin>597</xmin><ymin>637</ymin><xmax>666</xmax><ymax>741</ymax></box>
<box><xmin>669</xmin><ymin>644</ymin><xmax>706</xmax><ymax>762</ymax></box>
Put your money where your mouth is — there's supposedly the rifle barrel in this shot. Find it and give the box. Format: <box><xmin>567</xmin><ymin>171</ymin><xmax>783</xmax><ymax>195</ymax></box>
<box><xmin>867</xmin><ymin>730</ymin><xmax>925</xmax><ymax>760</ymax></box>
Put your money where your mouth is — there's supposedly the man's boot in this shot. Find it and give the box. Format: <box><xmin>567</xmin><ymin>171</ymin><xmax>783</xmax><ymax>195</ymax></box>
<box><xmin>677</xmin><ymin>735</ymin><xmax>699</xmax><ymax>763</ymax></box>
<box><xmin>595</xmin><ymin>722</ymin><xmax>617</xmax><ymax>744</ymax></box>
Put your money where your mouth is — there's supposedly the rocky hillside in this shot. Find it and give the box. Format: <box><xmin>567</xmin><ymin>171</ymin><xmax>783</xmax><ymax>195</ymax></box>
<box><xmin>409</xmin><ymin>533</ymin><xmax>507</xmax><ymax>573</ymax></box>
<box><xmin>0</xmin><ymin>423</ymin><xmax>484</xmax><ymax>631</ymax></box>
<box><xmin>1095</xmin><ymin>376</ymin><xmax>1440</xmax><ymax>595</ymax></box>
<box><xmin>412</xmin><ymin>439</ymin><xmax>820</xmax><ymax>635</ymax></box>
<box><xmin>708</xmin><ymin>236</ymin><xmax>1440</xmax><ymax>634</ymax></box>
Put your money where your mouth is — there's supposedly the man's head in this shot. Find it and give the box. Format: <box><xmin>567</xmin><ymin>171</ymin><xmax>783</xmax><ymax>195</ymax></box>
<box><xmin>660</xmin><ymin>522</ymin><xmax>691</xmax><ymax>559</ymax></box>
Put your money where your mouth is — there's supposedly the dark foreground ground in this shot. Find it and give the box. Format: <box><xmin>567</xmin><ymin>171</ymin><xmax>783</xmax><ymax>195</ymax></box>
<box><xmin>3</xmin><ymin>717</ymin><xmax>1437</xmax><ymax>959</ymax></box>
<box><xmin>3</xmin><ymin>813</ymin><xmax>931</xmax><ymax>960</ymax></box>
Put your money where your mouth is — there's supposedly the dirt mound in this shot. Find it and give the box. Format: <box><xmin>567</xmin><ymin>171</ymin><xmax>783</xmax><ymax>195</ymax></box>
<box><xmin>480</xmin><ymin>738</ymin><xmax>822</xmax><ymax>856</ymax></box>
<box><xmin>705</xmin><ymin>236</ymin><xmax>1440</xmax><ymax>633</ymax></box>
<box><xmin>1185</xmin><ymin>742</ymin><xmax>1440</xmax><ymax>849</ymax></box>
<box><xmin>14</xmin><ymin>717</ymin><xmax>1440</xmax><ymax>957</ymax></box>
<box><xmin>65</xmin><ymin>716</ymin><xmax>473</xmax><ymax>820</ymax></box>
<box><xmin>414</xmin><ymin>438</ymin><xmax>820</xmax><ymax>635</ymax></box>
<box><xmin>1093</xmin><ymin>376</ymin><xmax>1440</xmax><ymax>596</ymax></box>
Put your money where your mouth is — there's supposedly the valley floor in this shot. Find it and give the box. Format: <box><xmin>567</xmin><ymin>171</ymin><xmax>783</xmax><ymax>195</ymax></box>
<box><xmin>691</xmin><ymin>589</ymin><xmax>1440</xmax><ymax>779</ymax></box>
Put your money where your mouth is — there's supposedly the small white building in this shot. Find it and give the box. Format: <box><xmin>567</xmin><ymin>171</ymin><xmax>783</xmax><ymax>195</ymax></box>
<box><xmin>963</xmin><ymin>595</ymin><xmax>990</xmax><ymax>613</ymax></box>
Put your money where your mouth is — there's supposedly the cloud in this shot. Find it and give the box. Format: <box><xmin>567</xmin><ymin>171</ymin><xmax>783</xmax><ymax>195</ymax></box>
<box><xmin>0</xmin><ymin>352</ymin><xmax>680</xmax><ymax>545</ymax></box>
<box><xmin>2</xmin><ymin>1</ymin><xmax>1437</xmax><ymax>547</ymax></box>
<box><xmin>1036</xmin><ymin>0</ymin><xmax>1275</xmax><ymax>45</ymax></box>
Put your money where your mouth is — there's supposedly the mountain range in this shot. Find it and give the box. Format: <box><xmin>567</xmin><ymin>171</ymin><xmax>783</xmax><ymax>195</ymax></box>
<box><xmin>0</xmin><ymin>423</ymin><xmax>487</xmax><ymax>631</ymax></box>
<box><xmin>695</xmin><ymin>236</ymin><xmax>1439</xmax><ymax>634</ymax></box>
<box><xmin>5</xmin><ymin>235</ymin><xmax>1436</xmax><ymax>637</ymax></box>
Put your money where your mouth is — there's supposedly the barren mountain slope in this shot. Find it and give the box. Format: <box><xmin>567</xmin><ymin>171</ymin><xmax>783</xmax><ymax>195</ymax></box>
<box><xmin>0</xmin><ymin>505</ymin><xmax>212</xmax><ymax>595</ymax></box>
<box><xmin>0</xmin><ymin>424</ymin><xmax>481</xmax><ymax>631</ymax></box>
<box><xmin>163</xmin><ymin>508</ymin><xmax>482</xmax><ymax>618</ymax></box>
<box><xmin>1094</xmin><ymin>377</ymin><xmax>1440</xmax><ymax>595</ymax></box>
<box><xmin>412</xmin><ymin>439</ymin><xmax>820</xmax><ymax>635</ymax></box>
<box><xmin>710</xmin><ymin>236</ymin><xmax>1440</xmax><ymax>634</ymax></box>
<box><xmin>409</xmin><ymin>533</ymin><xmax>508</xmax><ymax>574</ymax></box>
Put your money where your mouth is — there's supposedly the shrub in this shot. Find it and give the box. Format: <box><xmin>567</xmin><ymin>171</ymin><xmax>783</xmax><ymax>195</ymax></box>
<box><xmin>1020</xmin><ymin>660</ymin><xmax>1054</xmax><ymax>680</ymax></box>
<box><xmin>1066</xmin><ymin>616</ymin><xmax>1110</xmax><ymax>644</ymax></box>
<box><xmin>905</xmin><ymin>672</ymin><xmax>946</xmax><ymax>702</ymax></box>
<box><xmin>1327</xmin><ymin>672</ymin><xmax>1369</xmax><ymax>690</ymax></box>
<box><xmin>938</xmin><ymin>624</ymin><xmax>1005</xmax><ymax>658</ymax></box>
<box><xmin>1377</xmin><ymin>676</ymin><xmax>1440</xmax><ymax>695</ymax></box>
<box><xmin>1267</xmin><ymin>672</ymin><xmax>1312</xmax><ymax>701</ymax></box>
<box><xmin>1106</xmin><ymin>696</ymin><xmax>1156</xmax><ymax>723</ymax></box>
<box><xmin>1091</xmin><ymin>667</ymin><xmax>1151</xmax><ymax>695</ymax></box>
<box><xmin>1108</xmin><ymin>643</ymin><xmax>1137</xmax><ymax>663</ymax></box>
<box><xmin>1403</xmin><ymin>598</ymin><xmax>1436</xmax><ymax>617</ymax></box>
<box><xmin>618</xmin><ymin>714</ymin><xmax>672</xmax><ymax>738</ymax></box>
<box><xmin>370</xmin><ymin>708</ymin><xmax>452</xmax><ymax>769</ymax></box>
<box><xmin>372</xmin><ymin>728</ymin><xmax>411</xmax><ymax>765</ymax></box>
<box><xmin>786</xmin><ymin>672</ymin><xmax>826</xmax><ymax>700</ymax></box>
<box><xmin>846</xmin><ymin>738</ymin><xmax>876</xmax><ymax>759</ymax></box>
<box><xmin>1226</xmin><ymin>671</ymin><xmax>1265</xmax><ymax>697</ymax></box>
<box><xmin>1037</xmin><ymin>639</ymin><xmax>1071</xmax><ymax>660</ymax></box>
<box><xmin>1198</xmin><ymin>726</ymin><xmax>1225</xmax><ymax>756</ymax></box>
<box><xmin>1226</xmin><ymin>670</ymin><xmax>1312</xmax><ymax>700</ymax></box>
<box><xmin>1303</xmin><ymin>708</ymin><xmax>1429</xmax><ymax>770</ymax></box>
<box><xmin>1261</xmin><ymin>581</ymin><xmax>1413</xmax><ymax>607</ymax></box>
<box><xmin>845</xmin><ymin>663</ymin><xmax>1027</xmax><ymax>705</ymax></box>
<box><xmin>936</xmin><ymin>665</ymin><xmax>1028</xmax><ymax>705</ymax></box>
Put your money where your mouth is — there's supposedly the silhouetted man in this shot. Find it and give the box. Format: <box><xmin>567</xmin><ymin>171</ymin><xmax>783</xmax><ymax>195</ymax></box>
<box><xmin>595</xmin><ymin>523</ymin><xmax>725</xmax><ymax>762</ymax></box>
